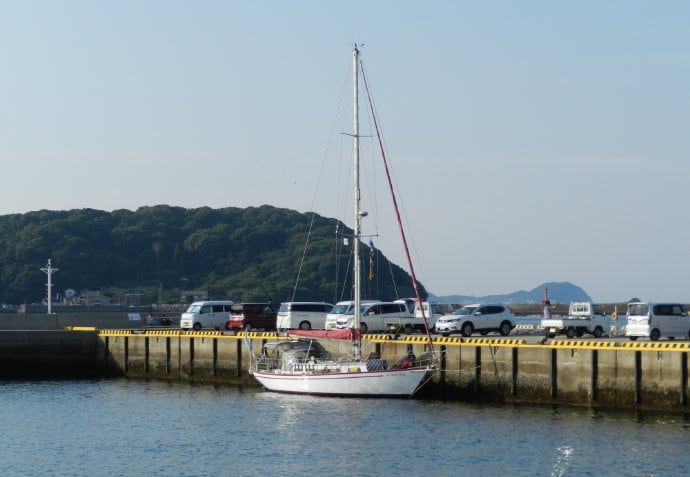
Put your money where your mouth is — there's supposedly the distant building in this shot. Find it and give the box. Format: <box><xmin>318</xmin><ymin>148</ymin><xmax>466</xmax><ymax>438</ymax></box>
<box><xmin>180</xmin><ymin>290</ymin><xmax>208</xmax><ymax>302</ymax></box>
<box><xmin>124</xmin><ymin>290</ymin><xmax>144</xmax><ymax>307</ymax></box>
<box><xmin>81</xmin><ymin>290</ymin><xmax>112</xmax><ymax>306</ymax></box>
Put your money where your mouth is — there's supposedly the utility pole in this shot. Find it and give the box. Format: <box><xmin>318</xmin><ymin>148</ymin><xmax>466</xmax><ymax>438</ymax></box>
<box><xmin>40</xmin><ymin>259</ymin><xmax>58</xmax><ymax>315</ymax></box>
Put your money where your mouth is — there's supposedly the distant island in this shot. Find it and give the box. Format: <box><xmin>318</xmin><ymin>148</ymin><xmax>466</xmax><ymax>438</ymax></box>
<box><xmin>429</xmin><ymin>282</ymin><xmax>592</xmax><ymax>305</ymax></box>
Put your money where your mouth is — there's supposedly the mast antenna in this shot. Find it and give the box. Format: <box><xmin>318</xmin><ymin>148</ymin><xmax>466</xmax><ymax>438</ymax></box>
<box><xmin>40</xmin><ymin>259</ymin><xmax>58</xmax><ymax>315</ymax></box>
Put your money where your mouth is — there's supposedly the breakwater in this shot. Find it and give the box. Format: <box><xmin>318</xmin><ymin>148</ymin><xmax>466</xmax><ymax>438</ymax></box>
<box><xmin>3</xmin><ymin>327</ymin><xmax>685</xmax><ymax>412</ymax></box>
<box><xmin>102</xmin><ymin>330</ymin><xmax>688</xmax><ymax>412</ymax></box>
<box><xmin>0</xmin><ymin>311</ymin><xmax>688</xmax><ymax>412</ymax></box>
<box><xmin>0</xmin><ymin>330</ymin><xmax>99</xmax><ymax>378</ymax></box>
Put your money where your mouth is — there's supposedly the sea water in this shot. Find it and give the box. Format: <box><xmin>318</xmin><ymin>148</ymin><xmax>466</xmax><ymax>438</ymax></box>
<box><xmin>0</xmin><ymin>379</ymin><xmax>687</xmax><ymax>477</ymax></box>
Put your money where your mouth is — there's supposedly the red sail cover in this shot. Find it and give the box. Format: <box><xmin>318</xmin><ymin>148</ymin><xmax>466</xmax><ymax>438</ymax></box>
<box><xmin>288</xmin><ymin>328</ymin><xmax>360</xmax><ymax>340</ymax></box>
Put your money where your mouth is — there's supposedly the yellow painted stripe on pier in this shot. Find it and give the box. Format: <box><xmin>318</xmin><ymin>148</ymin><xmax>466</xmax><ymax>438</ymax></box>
<box><xmin>401</xmin><ymin>336</ymin><xmax>434</xmax><ymax>343</ymax></box>
<box><xmin>64</xmin><ymin>326</ymin><xmax>97</xmax><ymax>332</ymax></box>
<box><xmin>99</xmin><ymin>330</ymin><xmax>135</xmax><ymax>336</ymax></box>
<box><xmin>551</xmin><ymin>340</ymin><xmax>619</xmax><ymax>349</ymax></box>
<box><xmin>93</xmin><ymin>328</ymin><xmax>690</xmax><ymax>353</ymax></box>
<box><xmin>433</xmin><ymin>336</ymin><xmax>463</xmax><ymax>344</ymax></box>
<box><xmin>183</xmin><ymin>330</ymin><xmax>223</xmax><ymax>336</ymax></box>
<box><xmin>238</xmin><ymin>331</ymin><xmax>282</xmax><ymax>338</ymax></box>
<box><xmin>461</xmin><ymin>338</ymin><xmax>527</xmax><ymax>346</ymax></box>
<box><xmin>618</xmin><ymin>341</ymin><xmax>690</xmax><ymax>350</ymax></box>
<box><xmin>364</xmin><ymin>334</ymin><xmax>392</xmax><ymax>341</ymax></box>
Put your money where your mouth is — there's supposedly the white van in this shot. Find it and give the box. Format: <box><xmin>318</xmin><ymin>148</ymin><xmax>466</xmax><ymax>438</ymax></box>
<box><xmin>336</xmin><ymin>301</ymin><xmax>412</xmax><ymax>333</ymax></box>
<box><xmin>384</xmin><ymin>301</ymin><xmax>445</xmax><ymax>334</ymax></box>
<box><xmin>276</xmin><ymin>302</ymin><xmax>334</xmax><ymax>331</ymax></box>
<box><xmin>180</xmin><ymin>300</ymin><xmax>234</xmax><ymax>331</ymax></box>
<box><xmin>626</xmin><ymin>302</ymin><xmax>690</xmax><ymax>341</ymax></box>
<box><xmin>324</xmin><ymin>300</ymin><xmax>381</xmax><ymax>330</ymax></box>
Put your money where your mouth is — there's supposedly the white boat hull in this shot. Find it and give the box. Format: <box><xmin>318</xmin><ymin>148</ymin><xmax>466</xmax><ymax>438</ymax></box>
<box><xmin>251</xmin><ymin>367</ymin><xmax>432</xmax><ymax>397</ymax></box>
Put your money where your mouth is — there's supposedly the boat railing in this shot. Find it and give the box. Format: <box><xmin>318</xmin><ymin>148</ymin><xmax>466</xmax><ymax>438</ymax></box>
<box><xmin>255</xmin><ymin>350</ymin><xmax>435</xmax><ymax>372</ymax></box>
<box><xmin>255</xmin><ymin>356</ymin><xmax>281</xmax><ymax>371</ymax></box>
<box><xmin>289</xmin><ymin>361</ymin><xmax>319</xmax><ymax>373</ymax></box>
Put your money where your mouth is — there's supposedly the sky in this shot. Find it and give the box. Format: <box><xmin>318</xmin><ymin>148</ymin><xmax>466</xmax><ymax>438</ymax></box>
<box><xmin>2</xmin><ymin>1</ymin><xmax>690</xmax><ymax>303</ymax></box>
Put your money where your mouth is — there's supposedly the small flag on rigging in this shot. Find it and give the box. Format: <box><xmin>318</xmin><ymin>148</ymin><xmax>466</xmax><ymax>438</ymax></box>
<box><xmin>368</xmin><ymin>239</ymin><xmax>375</xmax><ymax>281</ymax></box>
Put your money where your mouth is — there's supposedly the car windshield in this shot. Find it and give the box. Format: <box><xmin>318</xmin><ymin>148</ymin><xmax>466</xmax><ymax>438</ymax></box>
<box><xmin>345</xmin><ymin>304</ymin><xmax>371</xmax><ymax>315</ymax></box>
<box><xmin>627</xmin><ymin>303</ymin><xmax>648</xmax><ymax>315</ymax></box>
<box><xmin>453</xmin><ymin>306</ymin><xmax>478</xmax><ymax>316</ymax></box>
<box><xmin>331</xmin><ymin>304</ymin><xmax>350</xmax><ymax>314</ymax></box>
<box><xmin>186</xmin><ymin>305</ymin><xmax>201</xmax><ymax>313</ymax></box>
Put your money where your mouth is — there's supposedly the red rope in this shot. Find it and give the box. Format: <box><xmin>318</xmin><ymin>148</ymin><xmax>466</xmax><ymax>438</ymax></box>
<box><xmin>359</xmin><ymin>58</ymin><xmax>435</xmax><ymax>355</ymax></box>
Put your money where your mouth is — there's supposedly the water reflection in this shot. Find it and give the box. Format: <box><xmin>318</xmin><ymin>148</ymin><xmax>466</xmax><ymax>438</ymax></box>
<box><xmin>551</xmin><ymin>445</ymin><xmax>575</xmax><ymax>477</ymax></box>
<box><xmin>1</xmin><ymin>380</ymin><xmax>689</xmax><ymax>476</ymax></box>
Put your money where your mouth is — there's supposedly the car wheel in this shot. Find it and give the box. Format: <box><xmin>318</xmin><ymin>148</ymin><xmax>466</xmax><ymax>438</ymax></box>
<box><xmin>299</xmin><ymin>321</ymin><xmax>312</xmax><ymax>331</ymax></box>
<box><xmin>360</xmin><ymin>322</ymin><xmax>368</xmax><ymax>333</ymax></box>
<box><xmin>650</xmin><ymin>328</ymin><xmax>661</xmax><ymax>341</ymax></box>
<box><xmin>629</xmin><ymin>336</ymin><xmax>638</xmax><ymax>341</ymax></box>
<box><xmin>499</xmin><ymin>321</ymin><xmax>511</xmax><ymax>336</ymax></box>
<box><xmin>441</xmin><ymin>332</ymin><xmax>450</xmax><ymax>337</ymax></box>
<box><xmin>565</xmin><ymin>327</ymin><xmax>575</xmax><ymax>339</ymax></box>
<box><xmin>192</xmin><ymin>322</ymin><xmax>202</xmax><ymax>331</ymax></box>
<box><xmin>460</xmin><ymin>323</ymin><xmax>473</xmax><ymax>337</ymax></box>
<box><xmin>404</xmin><ymin>324</ymin><xmax>414</xmax><ymax>335</ymax></box>
<box><xmin>224</xmin><ymin>322</ymin><xmax>232</xmax><ymax>331</ymax></box>
<box><xmin>593</xmin><ymin>326</ymin><xmax>603</xmax><ymax>338</ymax></box>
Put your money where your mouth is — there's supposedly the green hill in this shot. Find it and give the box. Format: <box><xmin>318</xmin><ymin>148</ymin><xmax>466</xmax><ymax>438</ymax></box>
<box><xmin>0</xmin><ymin>205</ymin><xmax>426</xmax><ymax>306</ymax></box>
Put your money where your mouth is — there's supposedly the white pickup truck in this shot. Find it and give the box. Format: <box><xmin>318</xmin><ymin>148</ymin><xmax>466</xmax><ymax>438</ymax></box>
<box><xmin>542</xmin><ymin>302</ymin><xmax>608</xmax><ymax>339</ymax></box>
<box><xmin>385</xmin><ymin>301</ymin><xmax>444</xmax><ymax>334</ymax></box>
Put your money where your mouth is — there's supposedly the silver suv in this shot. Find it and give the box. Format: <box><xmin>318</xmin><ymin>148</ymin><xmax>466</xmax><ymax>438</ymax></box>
<box><xmin>434</xmin><ymin>303</ymin><xmax>515</xmax><ymax>337</ymax></box>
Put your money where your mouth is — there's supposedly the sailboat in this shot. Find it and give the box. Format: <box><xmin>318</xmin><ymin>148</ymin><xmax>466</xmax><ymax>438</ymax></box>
<box><xmin>249</xmin><ymin>45</ymin><xmax>436</xmax><ymax>397</ymax></box>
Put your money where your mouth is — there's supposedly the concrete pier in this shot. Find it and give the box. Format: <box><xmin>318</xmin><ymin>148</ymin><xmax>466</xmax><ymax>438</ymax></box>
<box><xmin>0</xmin><ymin>326</ymin><xmax>688</xmax><ymax>412</ymax></box>
<box><xmin>0</xmin><ymin>330</ymin><xmax>100</xmax><ymax>378</ymax></box>
<box><xmin>96</xmin><ymin>330</ymin><xmax>690</xmax><ymax>412</ymax></box>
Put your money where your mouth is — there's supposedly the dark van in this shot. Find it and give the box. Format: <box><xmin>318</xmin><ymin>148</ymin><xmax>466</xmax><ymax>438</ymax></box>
<box><xmin>225</xmin><ymin>303</ymin><xmax>277</xmax><ymax>331</ymax></box>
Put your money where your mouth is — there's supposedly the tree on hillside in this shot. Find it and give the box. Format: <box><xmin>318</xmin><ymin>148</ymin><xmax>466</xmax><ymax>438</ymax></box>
<box><xmin>0</xmin><ymin>205</ymin><xmax>426</xmax><ymax>305</ymax></box>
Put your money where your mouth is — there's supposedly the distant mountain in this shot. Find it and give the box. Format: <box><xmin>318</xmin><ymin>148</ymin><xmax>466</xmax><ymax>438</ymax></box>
<box><xmin>429</xmin><ymin>282</ymin><xmax>591</xmax><ymax>305</ymax></box>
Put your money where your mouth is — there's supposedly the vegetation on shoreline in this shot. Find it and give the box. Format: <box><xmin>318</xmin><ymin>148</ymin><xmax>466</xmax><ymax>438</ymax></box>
<box><xmin>0</xmin><ymin>205</ymin><xmax>425</xmax><ymax>305</ymax></box>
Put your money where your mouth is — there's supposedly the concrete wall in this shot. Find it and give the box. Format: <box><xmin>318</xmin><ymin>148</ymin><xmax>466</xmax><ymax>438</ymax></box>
<box><xmin>0</xmin><ymin>330</ymin><xmax>99</xmax><ymax>378</ymax></box>
<box><xmin>99</xmin><ymin>332</ymin><xmax>689</xmax><ymax>411</ymax></box>
<box><xmin>2</xmin><ymin>329</ymin><xmax>688</xmax><ymax>412</ymax></box>
<box><xmin>0</xmin><ymin>312</ymin><xmax>179</xmax><ymax>331</ymax></box>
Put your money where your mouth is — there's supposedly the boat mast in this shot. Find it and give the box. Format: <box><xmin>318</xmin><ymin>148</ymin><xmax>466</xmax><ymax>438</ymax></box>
<box><xmin>352</xmin><ymin>45</ymin><xmax>362</xmax><ymax>360</ymax></box>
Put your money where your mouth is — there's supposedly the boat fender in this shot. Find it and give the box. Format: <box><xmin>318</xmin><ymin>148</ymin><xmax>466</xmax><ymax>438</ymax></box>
<box><xmin>348</xmin><ymin>367</ymin><xmax>361</xmax><ymax>373</ymax></box>
<box><xmin>366</xmin><ymin>359</ymin><xmax>388</xmax><ymax>371</ymax></box>
<box><xmin>612</xmin><ymin>311</ymin><xmax>618</xmax><ymax>321</ymax></box>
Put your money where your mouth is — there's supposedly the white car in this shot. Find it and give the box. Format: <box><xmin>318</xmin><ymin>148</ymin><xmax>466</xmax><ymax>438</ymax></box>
<box><xmin>434</xmin><ymin>304</ymin><xmax>515</xmax><ymax>337</ymax></box>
